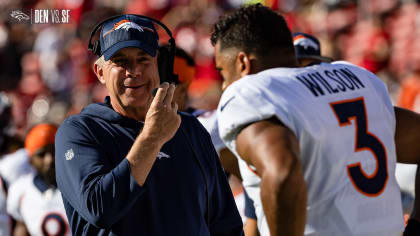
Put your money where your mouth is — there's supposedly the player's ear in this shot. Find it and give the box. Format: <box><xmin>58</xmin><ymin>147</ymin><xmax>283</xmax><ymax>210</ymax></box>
<box><xmin>237</xmin><ymin>52</ymin><xmax>251</xmax><ymax>77</ymax></box>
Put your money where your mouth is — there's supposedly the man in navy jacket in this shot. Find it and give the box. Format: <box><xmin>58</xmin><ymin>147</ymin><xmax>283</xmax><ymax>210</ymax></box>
<box><xmin>55</xmin><ymin>14</ymin><xmax>243</xmax><ymax>235</ymax></box>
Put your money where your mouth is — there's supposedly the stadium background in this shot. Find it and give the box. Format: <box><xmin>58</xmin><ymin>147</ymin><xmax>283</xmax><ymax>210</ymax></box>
<box><xmin>0</xmin><ymin>0</ymin><xmax>418</xmax><ymax>138</ymax></box>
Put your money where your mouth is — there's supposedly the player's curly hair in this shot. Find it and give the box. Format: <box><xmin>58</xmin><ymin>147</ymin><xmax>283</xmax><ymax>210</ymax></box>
<box><xmin>211</xmin><ymin>4</ymin><xmax>294</xmax><ymax>56</ymax></box>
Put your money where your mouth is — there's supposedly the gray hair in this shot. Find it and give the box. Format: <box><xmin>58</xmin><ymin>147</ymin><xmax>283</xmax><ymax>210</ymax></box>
<box><xmin>95</xmin><ymin>55</ymin><xmax>106</xmax><ymax>68</ymax></box>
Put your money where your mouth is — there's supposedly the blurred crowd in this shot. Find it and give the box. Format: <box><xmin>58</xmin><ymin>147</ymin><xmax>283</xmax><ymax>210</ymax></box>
<box><xmin>0</xmin><ymin>0</ymin><xmax>419</xmax><ymax>138</ymax></box>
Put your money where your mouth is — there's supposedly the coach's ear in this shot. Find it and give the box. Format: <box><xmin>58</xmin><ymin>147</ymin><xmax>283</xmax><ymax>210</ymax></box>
<box><xmin>237</xmin><ymin>51</ymin><xmax>251</xmax><ymax>77</ymax></box>
<box><xmin>93</xmin><ymin>62</ymin><xmax>105</xmax><ymax>84</ymax></box>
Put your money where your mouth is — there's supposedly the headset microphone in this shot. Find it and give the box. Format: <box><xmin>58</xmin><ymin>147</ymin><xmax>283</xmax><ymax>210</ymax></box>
<box><xmin>152</xmin><ymin>88</ymin><xmax>158</xmax><ymax>97</ymax></box>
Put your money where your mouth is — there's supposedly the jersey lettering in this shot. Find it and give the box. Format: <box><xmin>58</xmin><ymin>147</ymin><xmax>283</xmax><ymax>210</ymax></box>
<box><xmin>297</xmin><ymin>68</ymin><xmax>365</xmax><ymax>97</ymax></box>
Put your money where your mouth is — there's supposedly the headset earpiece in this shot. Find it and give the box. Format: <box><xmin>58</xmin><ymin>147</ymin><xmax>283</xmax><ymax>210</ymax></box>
<box><xmin>158</xmin><ymin>46</ymin><xmax>169</xmax><ymax>83</ymax></box>
<box><xmin>92</xmin><ymin>41</ymin><xmax>101</xmax><ymax>56</ymax></box>
<box><xmin>158</xmin><ymin>46</ymin><xmax>178</xmax><ymax>84</ymax></box>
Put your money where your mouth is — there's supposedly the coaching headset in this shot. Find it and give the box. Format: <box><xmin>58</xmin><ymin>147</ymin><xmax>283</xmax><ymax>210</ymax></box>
<box><xmin>87</xmin><ymin>14</ymin><xmax>179</xmax><ymax>84</ymax></box>
<box><xmin>87</xmin><ymin>14</ymin><xmax>209</xmax><ymax>226</ymax></box>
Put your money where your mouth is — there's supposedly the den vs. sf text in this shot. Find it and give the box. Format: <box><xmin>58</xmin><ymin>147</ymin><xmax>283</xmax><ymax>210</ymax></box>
<box><xmin>33</xmin><ymin>9</ymin><xmax>70</xmax><ymax>24</ymax></box>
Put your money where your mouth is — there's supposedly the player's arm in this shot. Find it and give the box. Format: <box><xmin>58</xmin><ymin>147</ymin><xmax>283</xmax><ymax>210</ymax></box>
<box><xmin>244</xmin><ymin>190</ymin><xmax>259</xmax><ymax>236</ymax></box>
<box><xmin>219</xmin><ymin>147</ymin><xmax>241</xmax><ymax>180</ymax></box>
<box><xmin>13</xmin><ymin>221</ymin><xmax>29</xmax><ymax>236</ymax></box>
<box><xmin>395</xmin><ymin>107</ymin><xmax>420</xmax><ymax>235</ymax></box>
<box><xmin>244</xmin><ymin>218</ymin><xmax>259</xmax><ymax>236</ymax></box>
<box><xmin>236</xmin><ymin>117</ymin><xmax>307</xmax><ymax>236</ymax></box>
<box><xmin>395</xmin><ymin>107</ymin><xmax>420</xmax><ymax>164</ymax></box>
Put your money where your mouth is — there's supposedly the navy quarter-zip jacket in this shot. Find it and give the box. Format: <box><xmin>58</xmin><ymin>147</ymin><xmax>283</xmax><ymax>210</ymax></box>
<box><xmin>55</xmin><ymin>97</ymin><xmax>243</xmax><ymax>236</ymax></box>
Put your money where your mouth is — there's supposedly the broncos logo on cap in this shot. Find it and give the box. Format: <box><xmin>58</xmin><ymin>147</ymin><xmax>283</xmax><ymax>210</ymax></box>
<box><xmin>293</xmin><ymin>35</ymin><xmax>319</xmax><ymax>51</ymax></box>
<box><xmin>103</xmin><ymin>19</ymin><xmax>154</xmax><ymax>37</ymax></box>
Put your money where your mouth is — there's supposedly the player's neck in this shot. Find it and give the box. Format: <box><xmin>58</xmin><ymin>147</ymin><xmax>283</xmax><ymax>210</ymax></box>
<box><xmin>253</xmin><ymin>55</ymin><xmax>298</xmax><ymax>73</ymax></box>
<box><xmin>41</xmin><ymin>174</ymin><xmax>58</xmax><ymax>188</ymax></box>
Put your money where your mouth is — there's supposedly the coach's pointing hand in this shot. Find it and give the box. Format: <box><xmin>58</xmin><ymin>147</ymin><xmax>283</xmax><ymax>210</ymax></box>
<box><xmin>143</xmin><ymin>82</ymin><xmax>181</xmax><ymax>146</ymax></box>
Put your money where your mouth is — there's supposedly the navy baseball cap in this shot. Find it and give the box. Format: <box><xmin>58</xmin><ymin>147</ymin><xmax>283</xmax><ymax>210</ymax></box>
<box><xmin>292</xmin><ymin>32</ymin><xmax>332</xmax><ymax>62</ymax></box>
<box><xmin>99</xmin><ymin>15</ymin><xmax>159</xmax><ymax>61</ymax></box>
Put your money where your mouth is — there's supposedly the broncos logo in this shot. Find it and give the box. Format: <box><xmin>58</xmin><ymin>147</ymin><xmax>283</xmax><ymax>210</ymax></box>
<box><xmin>114</xmin><ymin>20</ymin><xmax>144</xmax><ymax>32</ymax></box>
<box><xmin>10</xmin><ymin>10</ymin><xmax>30</xmax><ymax>22</ymax></box>
<box><xmin>293</xmin><ymin>35</ymin><xmax>319</xmax><ymax>51</ymax></box>
<box><xmin>103</xmin><ymin>19</ymin><xmax>154</xmax><ymax>37</ymax></box>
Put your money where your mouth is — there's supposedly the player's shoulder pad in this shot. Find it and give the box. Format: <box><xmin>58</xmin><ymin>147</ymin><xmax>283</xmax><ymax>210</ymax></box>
<box><xmin>8</xmin><ymin>174</ymin><xmax>33</xmax><ymax>194</ymax></box>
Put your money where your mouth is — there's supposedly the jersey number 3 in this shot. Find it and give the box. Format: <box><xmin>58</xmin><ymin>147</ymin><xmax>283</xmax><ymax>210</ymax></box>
<box><xmin>330</xmin><ymin>97</ymin><xmax>388</xmax><ymax>197</ymax></box>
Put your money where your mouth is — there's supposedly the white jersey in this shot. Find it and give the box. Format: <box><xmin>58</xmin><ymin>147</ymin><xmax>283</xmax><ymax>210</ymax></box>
<box><xmin>0</xmin><ymin>149</ymin><xmax>34</xmax><ymax>185</ymax></box>
<box><xmin>0</xmin><ymin>176</ymin><xmax>9</xmax><ymax>236</ymax></box>
<box><xmin>0</xmin><ymin>148</ymin><xmax>34</xmax><ymax>236</ymax></box>
<box><xmin>395</xmin><ymin>163</ymin><xmax>416</xmax><ymax>214</ymax></box>
<box><xmin>7</xmin><ymin>173</ymin><xmax>70</xmax><ymax>236</ymax></box>
<box><xmin>197</xmin><ymin>110</ymin><xmax>226</xmax><ymax>153</ymax></box>
<box><xmin>217</xmin><ymin>62</ymin><xmax>404</xmax><ymax>236</ymax></box>
<box><xmin>395</xmin><ymin>164</ymin><xmax>417</xmax><ymax>196</ymax></box>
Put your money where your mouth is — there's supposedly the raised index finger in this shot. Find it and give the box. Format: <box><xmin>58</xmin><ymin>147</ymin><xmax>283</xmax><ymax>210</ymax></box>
<box><xmin>152</xmin><ymin>82</ymin><xmax>169</xmax><ymax>106</ymax></box>
<box><xmin>163</xmin><ymin>84</ymin><xmax>176</xmax><ymax>107</ymax></box>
